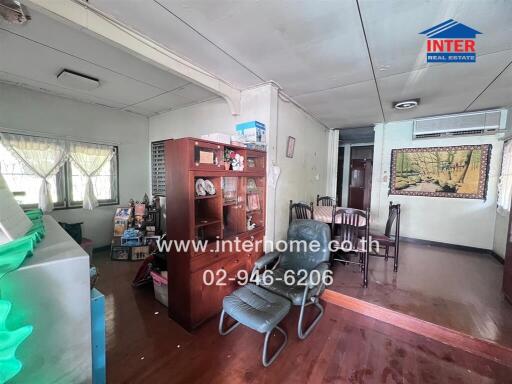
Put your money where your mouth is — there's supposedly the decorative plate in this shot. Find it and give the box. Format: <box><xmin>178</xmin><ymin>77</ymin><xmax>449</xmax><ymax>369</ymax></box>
<box><xmin>204</xmin><ymin>179</ymin><xmax>216</xmax><ymax>195</ymax></box>
<box><xmin>195</xmin><ymin>178</ymin><xmax>206</xmax><ymax>196</ymax></box>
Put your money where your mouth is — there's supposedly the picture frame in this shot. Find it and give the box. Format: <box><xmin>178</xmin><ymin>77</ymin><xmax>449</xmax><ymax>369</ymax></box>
<box><xmin>286</xmin><ymin>136</ymin><xmax>295</xmax><ymax>158</ymax></box>
<box><xmin>114</xmin><ymin>207</ymin><xmax>132</xmax><ymax>221</ymax></box>
<box><xmin>389</xmin><ymin>144</ymin><xmax>491</xmax><ymax>199</ymax></box>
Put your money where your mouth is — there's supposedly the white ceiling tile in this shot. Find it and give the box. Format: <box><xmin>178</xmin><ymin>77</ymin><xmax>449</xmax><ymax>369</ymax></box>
<box><xmin>0</xmin><ymin>71</ymin><xmax>126</xmax><ymax>109</ymax></box>
<box><xmin>359</xmin><ymin>0</ymin><xmax>512</xmax><ymax>78</ymax></box>
<box><xmin>293</xmin><ymin>81</ymin><xmax>383</xmax><ymax>129</ymax></box>
<box><xmin>0</xmin><ymin>30</ymin><xmax>165</xmax><ymax>106</ymax></box>
<box><xmin>378</xmin><ymin>50</ymin><xmax>512</xmax><ymax>121</ymax></box>
<box><xmin>90</xmin><ymin>0</ymin><xmax>262</xmax><ymax>89</ymax></box>
<box><xmin>127</xmin><ymin>92</ymin><xmax>197</xmax><ymax>114</ymax></box>
<box><xmin>156</xmin><ymin>0</ymin><xmax>374</xmax><ymax>96</ymax></box>
<box><xmin>171</xmin><ymin>83</ymin><xmax>217</xmax><ymax>102</ymax></box>
<box><xmin>1</xmin><ymin>10</ymin><xmax>190</xmax><ymax>92</ymax></box>
<box><xmin>468</xmin><ymin>62</ymin><xmax>512</xmax><ymax>111</ymax></box>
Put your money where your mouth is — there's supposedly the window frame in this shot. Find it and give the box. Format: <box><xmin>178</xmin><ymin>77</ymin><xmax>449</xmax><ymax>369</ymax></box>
<box><xmin>64</xmin><ymin>146</ymin><xmax>120</xmax><ymax>209</ymax></box>
<box><xmin>0</xmin><ymin>135</ymin><xmax>119</xmax><ymax>210</ymax></box>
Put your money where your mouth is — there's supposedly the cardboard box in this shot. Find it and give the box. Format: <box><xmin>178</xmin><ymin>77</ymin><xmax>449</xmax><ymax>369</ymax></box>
<box><xmin>111</xmin><ymin>246</ymin><xmax>130</xmax><ymax>261</ymax></box>
<box><xmin>201</xmin><ymin>133</ymin><xmax>231</xmax><ymax>145</ymax></box>
<box><xmin>235</xmin><ymin>121</ymin><xmax>266</xmax><ymax>143</ymax></box>
<box><xmin>131</xmin><ymin>245</ymin><xmax>149</xmax><ymax>261</ymax></box>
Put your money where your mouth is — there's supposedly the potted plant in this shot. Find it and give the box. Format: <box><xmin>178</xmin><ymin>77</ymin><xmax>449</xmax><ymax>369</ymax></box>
<box><xmin>224</xmin><ymin>148</ymin><xmax>235</xmax><ymax>170</ymax></box>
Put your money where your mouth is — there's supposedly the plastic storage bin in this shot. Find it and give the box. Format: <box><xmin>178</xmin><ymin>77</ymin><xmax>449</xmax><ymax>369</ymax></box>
<box><xmin>150</xmin><ymin>271</ymin><xmax>168</xmax><ymax>307</ymax></box>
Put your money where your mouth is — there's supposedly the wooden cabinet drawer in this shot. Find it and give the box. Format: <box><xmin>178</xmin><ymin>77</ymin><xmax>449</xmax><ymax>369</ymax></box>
<box><xmin>191</xmin><ymin>251</ymin><xmax>225</xmax><ymax>272</ymax></box>
<box><xmin>190</xmin><ymin>252</ymin><xmax>248</xmax><ymax>327</ymax></box>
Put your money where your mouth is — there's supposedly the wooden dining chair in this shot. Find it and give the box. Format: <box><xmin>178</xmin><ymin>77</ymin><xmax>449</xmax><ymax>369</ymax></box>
<box><xmin>331</xmin><ymin>208</ymin><xmax>370</xmax><ymax>287</ymax></box>
<box><xmin>316</xmin><ymin>195</ymin><xmax>336</xmax><ymax>206</ymax></box>
<box><xmin>289</xmin><ymin>200</ymin><xmax>314</xmax><ymax>224</ymax></box>
<box><xmin>370</xmin><ymin>202</ymin><xmax>401</xmax><ymax>272</ymax></box>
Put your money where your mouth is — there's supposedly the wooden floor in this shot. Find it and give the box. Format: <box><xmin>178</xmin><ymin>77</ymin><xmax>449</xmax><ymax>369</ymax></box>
<box><xmin>329</xmin><ymin>241</ymin><xmax>512</xmax><ymax>349</ymax></box>
<box><xmin>94</xmin><ymin>252</ymin><xmax>512</xmax><ymax>383</ymax></box>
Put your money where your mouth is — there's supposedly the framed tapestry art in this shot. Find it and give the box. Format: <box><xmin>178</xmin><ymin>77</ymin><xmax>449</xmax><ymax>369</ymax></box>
<box><xmin>389</xmin><ymin>144</ymin><xmax>491</xmax><ymax>199</ymax></box>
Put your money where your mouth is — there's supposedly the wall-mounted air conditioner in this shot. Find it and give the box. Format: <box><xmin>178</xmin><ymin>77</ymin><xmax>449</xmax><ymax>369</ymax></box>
<box><xmin>412</xmin><ymin>109</ymin><xmax>506</xmax><ymax>139</ymax></box>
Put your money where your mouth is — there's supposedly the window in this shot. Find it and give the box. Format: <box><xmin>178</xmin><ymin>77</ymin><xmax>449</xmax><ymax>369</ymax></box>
<box><xmin>0</xmin><ymin>135</ymin><xmax>119</xmax><ymax>209</ymax></box>
<box><xmin>497</xmin><ymin>140</ymin><xmax>512</xmax><ymax>214</ymax></box>
<box><xmin>0</xmin><ymin>144</ymin><xmax>65</xmax><ymax>207</ymax></box>
<box><xmin>68</xmin><ymin>154</ymin><xmax>118</xmax><ymax>206</ymax></box>
<box><xmin>151</xmin><ymin>141</ymin><xmax>166</xmax><ymax>196</ymax></box>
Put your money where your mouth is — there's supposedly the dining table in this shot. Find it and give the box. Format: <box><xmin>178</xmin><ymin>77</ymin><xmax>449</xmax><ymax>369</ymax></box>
<box><xmin>314</xmin><ymin>205</ymin><xmax>367</xmax><ymax>227</ymax></box>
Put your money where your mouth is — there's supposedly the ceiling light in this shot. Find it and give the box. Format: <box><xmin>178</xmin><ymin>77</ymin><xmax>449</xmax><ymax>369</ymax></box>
<box><xmin>393</xmin><ymin>99</ymin><xmax>420</xmax><ymax>110</ymax></box>
<box><xmin>0</xmin><ymin>0</ymin><xmax>30</xmax><ymax>24</ymax></box>
<box><xmin>57</xmin><ymin>69</ymin><xmax>100</xmax><ymax>91</ymax></box>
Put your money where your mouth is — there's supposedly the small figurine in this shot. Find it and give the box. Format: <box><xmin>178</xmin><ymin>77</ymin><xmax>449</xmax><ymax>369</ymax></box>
<box><xmin>233</xmin><ymin>153</ymin><xmax>243</xmax><ymax>171</ymax></box>
<box><xmin>247</xmin><ymin>215</ymin><xmax>256</xmax><ymax>231</ymax></box>
<box><xmin>142</xmin><ymin>193</ymin><xmax>150</xmax><ymax>206</ymax></box>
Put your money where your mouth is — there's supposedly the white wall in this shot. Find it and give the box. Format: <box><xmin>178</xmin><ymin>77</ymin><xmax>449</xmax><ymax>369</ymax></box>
<box><xmin>149</xmin><ymin>84</ymin><xmax>330</xmax><ymax>242</ymax></box>
<box><xmin>150</xmin><ymin>98</ymin><xmax>235</xmax><ymax>140</ymax></box>
<box><xmin>371</xmin><ymin>120</ymin><xmax>503</xmax><ymax>250</ymax></box>
<box><xmin>273</xmin><ymin>98</ymin><xmax>329</xmax><ymax>240</ymax></box>
<box><xmin>493</xmin><ymin>108</ymin><xmax>512</xmax><ymax>259</ymax></box>
<box><xmin>0</xmin><ymin>83</ymin><xmax>149</xmax><ymax>247</ymax></box>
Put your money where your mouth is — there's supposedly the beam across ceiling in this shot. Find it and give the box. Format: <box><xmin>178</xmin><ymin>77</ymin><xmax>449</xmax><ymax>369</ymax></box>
<box><xmin>25</xmin><ymin>0</ymin><xmax>242</xmax><ymax>115</ymax></box>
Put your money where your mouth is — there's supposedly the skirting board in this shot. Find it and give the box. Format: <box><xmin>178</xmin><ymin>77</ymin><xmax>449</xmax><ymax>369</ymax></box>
<box><xmin>400</xmin><ymin>236</ymin><xmax>504</xmax><ymax>265</ymax></box>
<box><xmin>321</xmin><ymin>289</ymin><xmax>512</xmax><ymax>368</ymax></box>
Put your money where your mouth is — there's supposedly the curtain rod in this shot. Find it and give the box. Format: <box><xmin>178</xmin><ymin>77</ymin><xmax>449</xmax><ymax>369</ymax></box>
<box><xmin>0</xmin><ymin>126</ymin><xmax>120</xmax><ymax>146</ymax></box>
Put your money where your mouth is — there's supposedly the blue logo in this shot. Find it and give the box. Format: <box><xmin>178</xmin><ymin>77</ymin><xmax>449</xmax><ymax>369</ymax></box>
<box><xmin>420</xmin><ymin>19</ymin><xmax>482</xmax><ymax>63</ymax></box>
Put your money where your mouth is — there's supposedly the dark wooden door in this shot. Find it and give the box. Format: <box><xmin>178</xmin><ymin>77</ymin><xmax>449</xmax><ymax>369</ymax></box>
<box><xmin>504</xmin><ymin>209</ymin><xmax>512</xmax><ymax>302</ymax></box>
<box><xmin>348</xmin><ymin>159</ymin><xmax>372</xmax><ymax>210</ymax></box>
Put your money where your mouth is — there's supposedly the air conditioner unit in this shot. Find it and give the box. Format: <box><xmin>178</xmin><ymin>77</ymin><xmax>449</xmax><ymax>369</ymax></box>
<box><xmin>412</xmin><ymin>110</ymin><xmax>506</xmax><ymax>139</ymax></box>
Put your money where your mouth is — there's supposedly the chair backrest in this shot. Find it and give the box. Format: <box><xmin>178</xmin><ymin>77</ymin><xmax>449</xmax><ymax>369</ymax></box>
<box><xmin>289</xmin><ymin>200</ymin><xmax>314</xmax><ymax>224</ymax></box>
<box><xmin>332</xmin><ymin>208</ymin><xmax>369</xmax><ymax>250</ymax></box>
<box><xmin>316</xmin><ymin>194</ymin><xmax>335</xmax><ymax>206</ymax></box>
<box><xmin>279</xmin><ymin>219</ymin><xmax>331</xmax><ymax>272</ymax></box>
<box><xmin>385</xmin><ymin>202</ymin><xmax>400</xmax><ymax>237</ymax></box>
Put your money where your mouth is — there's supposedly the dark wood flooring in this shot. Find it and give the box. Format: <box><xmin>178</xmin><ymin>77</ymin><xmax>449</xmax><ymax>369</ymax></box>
<box><xmin>93</xmin><ymin>252</ymin><xmax>512</xmax><ymax>383</ymax></box>
<box><xmin>330</xmin><ymin>241</ymin><xmax>512</xmax><ymax>349</ymax></box>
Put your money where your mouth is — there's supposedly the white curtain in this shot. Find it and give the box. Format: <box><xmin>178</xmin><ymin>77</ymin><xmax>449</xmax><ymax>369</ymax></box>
<box><xmin>498</xmin><ymin>140</ymin><xmax>512</xmax><ymax>215</ymax></box>
<box><xmin>69</xmin><ymin>142</ymin><xmax>113</xmax><ymax>210</ymax></box>
<box><xmin>0</xmin><ymin>133</ymin><xmax>67</xmax><ymax>212</ymax></box>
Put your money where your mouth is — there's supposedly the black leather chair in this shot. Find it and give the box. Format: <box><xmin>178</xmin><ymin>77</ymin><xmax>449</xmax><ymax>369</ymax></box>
<box><xmin>253</xmin><ymin>220</ymin><xmax>331</xmax><ymax>339</ymax></box>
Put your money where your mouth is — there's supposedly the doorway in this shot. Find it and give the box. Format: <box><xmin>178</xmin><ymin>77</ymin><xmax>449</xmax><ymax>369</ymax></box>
<box><xmin>348</xmin><ymin>146</ymin><xmax>373</xmax><ymax>210</ymax></box>
<box><xmin>336</xmin><ymin>147</ymin><xmax>344</xmax><ymax>206</ymax></box>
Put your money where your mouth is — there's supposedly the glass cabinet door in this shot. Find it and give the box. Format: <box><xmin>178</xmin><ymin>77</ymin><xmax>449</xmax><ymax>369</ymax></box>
<box><xmin>222</xmin><ymin>177</ymin><xmax>244</xmax><ymax>238</ymax></box>
<box><xmin>245</xmin><ymin>177</ymin><xmax>264</xmax><ymax>232</ymax></box>
<box><xmin>193</xmin><ymin>141</ymin><xmax>222</xmax><ymax>170</ymax></box>
<box><xmin>245</xmin><ymin>150</ymin><xmax>266</xmax><ymax>172</ymax></box>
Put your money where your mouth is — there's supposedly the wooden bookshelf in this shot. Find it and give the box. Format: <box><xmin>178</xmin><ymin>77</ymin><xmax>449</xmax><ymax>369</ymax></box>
<box><xmin>165</xmin><ymin>137</ymin><xmax>266</xmax><ymax>330</ymax></box>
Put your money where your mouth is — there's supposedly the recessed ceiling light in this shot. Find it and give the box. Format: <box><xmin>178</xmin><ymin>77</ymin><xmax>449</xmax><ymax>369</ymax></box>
<box><xmin>57</xmin><ymin>69</ymin><xmax>100</xmax><ymax>91</ymax></box>
<box><xmin>393</xmin><ymin>99</ymin><xmax>420</xmax><ymax>110</ymax></box>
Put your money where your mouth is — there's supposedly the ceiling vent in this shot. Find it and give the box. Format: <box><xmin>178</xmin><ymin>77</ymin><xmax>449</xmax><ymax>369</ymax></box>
<box><xmin>0</xmin><ymin>0</ymin><xmax>30</xmax><ymax>24</ymax></box>
<box><xmin>413</xmin><ymin>110</ymin><xmax>505</xmax><ymax>139</ymax></box>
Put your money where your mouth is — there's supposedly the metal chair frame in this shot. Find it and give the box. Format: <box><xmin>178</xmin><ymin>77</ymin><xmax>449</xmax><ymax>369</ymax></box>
<box><xmin>219</xmin><ymin>310</ymin><xmax>288</xmax><ymax>367</ymax></box>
